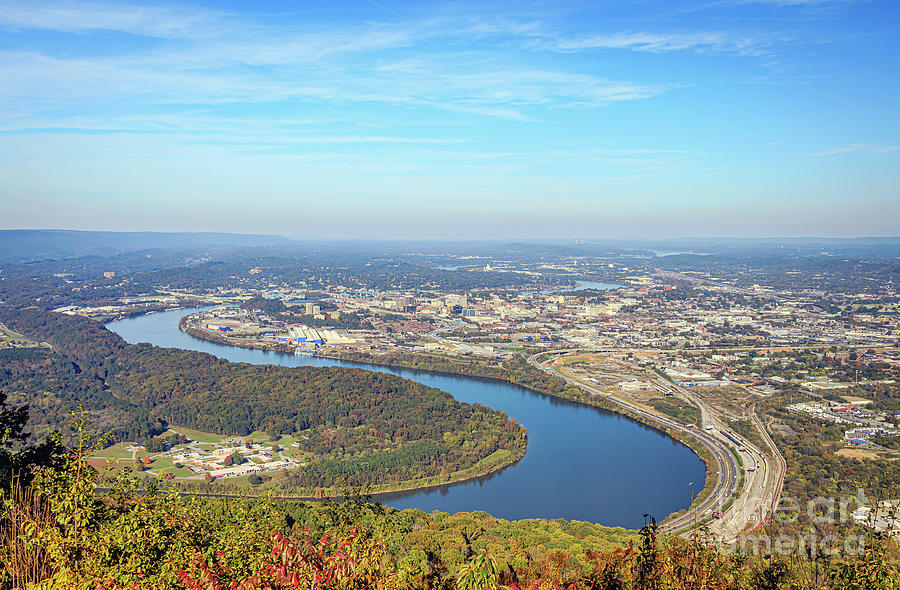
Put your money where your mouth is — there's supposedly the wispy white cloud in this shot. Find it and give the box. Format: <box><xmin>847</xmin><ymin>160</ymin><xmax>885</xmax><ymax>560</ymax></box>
<box><xmin>0</xmin><ymin>0</ymin><xmax>810</xmax><ymax>129</ymax></box>
<box><xmin>816</xmin><ymin>143</ymin><xmax>898</xmax><ymax>156</ymax></box>
<box><xmin>0</xmin><ymin>0</ymin><xmax>894</xmax><ymax>237</ymax></box>
<box><xmin>550</xmin><ymin>31</ymin><xmax>776</xmax><ymax>56</ymax></box>
<box><xmin>0</xmin><ymin>36</ymin><xmax>666</xmax><ymax>120</ymax></box>
<box><xmin>0</xmin><ymin>2</ymin><xmax>862</xmax><ymax>160</ymax></box>
<box><xmin>0</xmin><ymin>0</ymin><xmax>228</xmax><ymax>38</ymax></box>
<box><xmin>736</xmin><ymin>0</ymin><xmax>862</xmax><ymax>5</ymax></box>
<box><xmin>673</xmin><ymin>0</ymin><xmax>868</xmax><ymax>22</ymax></box>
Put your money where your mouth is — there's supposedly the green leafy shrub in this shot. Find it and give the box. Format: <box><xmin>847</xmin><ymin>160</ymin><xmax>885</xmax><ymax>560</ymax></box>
<box><xmin>3</xmin><ymin>450</ymin><xmax>898</xmax><ymax>590</ymax></box>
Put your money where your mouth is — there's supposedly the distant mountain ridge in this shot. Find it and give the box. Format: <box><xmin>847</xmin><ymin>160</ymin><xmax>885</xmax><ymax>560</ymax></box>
<box><xmin>0</xmin><ymin>229</ymin><xmax>292</xmax><ymax>263</ymax></box>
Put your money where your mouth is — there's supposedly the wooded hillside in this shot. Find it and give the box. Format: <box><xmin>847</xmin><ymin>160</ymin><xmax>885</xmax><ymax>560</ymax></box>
<box><xmin>0</xmin><ymin>306</ymin><xmax>526</xmax><ymax>490</ymax></box>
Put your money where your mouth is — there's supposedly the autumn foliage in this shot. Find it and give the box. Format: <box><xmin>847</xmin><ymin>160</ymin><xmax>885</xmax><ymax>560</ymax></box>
<box><xmin>2</xmin><ymin>449</ymin><xmax>899</xmax><ymax>590</ymax></box>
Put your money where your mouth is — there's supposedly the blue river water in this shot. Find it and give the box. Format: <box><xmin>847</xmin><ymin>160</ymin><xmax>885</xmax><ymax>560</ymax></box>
<box><xmin>107</xmin><ymin>308</ymin><xmax>704</xmax><ymax>529</ymax></box>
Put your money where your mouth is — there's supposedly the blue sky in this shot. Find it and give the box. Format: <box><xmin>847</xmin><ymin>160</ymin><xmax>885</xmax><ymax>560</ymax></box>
<box><xmin>0</xmin><ymin>0</ymin><xmax>897</xmax><ymax>239</ymax></box>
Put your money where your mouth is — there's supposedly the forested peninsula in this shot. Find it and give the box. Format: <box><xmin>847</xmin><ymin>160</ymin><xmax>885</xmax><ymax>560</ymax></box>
<box><xmin>181</xmin><ymin>323</ymin><xmax>718</xmax><ymax>508</ymax></box>
<box><xmin>0</xmin><ymin>306</ymin><xmax>526</xmax><ymax>494</ymax></box>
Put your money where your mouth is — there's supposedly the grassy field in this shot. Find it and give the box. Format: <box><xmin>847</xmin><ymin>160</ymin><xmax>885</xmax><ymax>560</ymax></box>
<box><xmin>649</xmin><ymin>397</ymin><xmax>701</xmax><ymax>425</ymax></box>
<box><xmin>246</xmin><ymin>430</ymin><xmax>282</xmax><ymax>442</ymax></box>
<box><xmin>93</xmin><ymin>443</ymin><xmax>137</xmax><ymax>460</ymax></box>
<box><xmin>152</xmin><ymin>461</ymin><xmax>196</xmax><ymax>478</ymax></box>
<box><xmin>120</xmin><ymin>455</ymin><xmax>197</xmax><ymax>480</ymax></box>
<box><xmin>284</xmin><ymin>448</ymin><xmax>311</xmax><ymax>461</ymax></box>
<box><xmin>271</xmin><ymin>434</ymin><xmax>300</xmax><ymax>446</ymax></box>
<box><xmin>475</xmin><ymin>448</ymin><xmax>513</xmax><ymax>470</ymax></box>
<box><xmin>0</xmin><ymin>323</ymin><xmax>46</xmax><ymax>348</ymax></box>
<box><xmin>168</xmin><ymin>425</ymin><xmax>227</xmax><ymax>443</ymax></box>
<box><xmin>166</xmin><ymin>426</ymin><xmax>288</xmax><ymax>447</ymax></box>
<box><xmin>145</xmin><ymin>455</ymin><xmax>176</xmax><ymax>470</ymax></box>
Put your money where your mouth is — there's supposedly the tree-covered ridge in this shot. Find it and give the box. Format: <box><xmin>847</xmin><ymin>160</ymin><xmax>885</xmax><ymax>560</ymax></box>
<box><xmin>327</xmin><ymin>350</ymin><xmax>590</xmax><ymax>404</ymax></box>
<box><xmin>239</xmin><ymin>296</ymin><xmax>287</xmax><ymax>315</ymax></box>
<box><xmin>0</xmin><ymin>306</ymin><xmax>126</xmax><ymax>371</ymax></box>
<box><xmin>0</xmin><ymin>246</ymin><xmax>543</xmax><ymax>312</ymax></box>
<box><xmin>0</xmin><ymin>348</ymin><xmax>154</xmax><ymax>442</ymax></box>
<box><xmin>108</xmin><ymin>345</ymin><xmax>526</xmax><ymax>484</ymax></box>
<box><xmin>0</xmin><ymin>306</ymin><xmax>526</xmax><ymax>491</ymax></box>
<box><xmin>112</xmin><ymin>345</ymin><xmax>468</xmax><ymax>436</ymax></box>
<box><xmin>3</xmin><ymin>451</ymin><xmax>897</xmax><ymax>590</ymax></box>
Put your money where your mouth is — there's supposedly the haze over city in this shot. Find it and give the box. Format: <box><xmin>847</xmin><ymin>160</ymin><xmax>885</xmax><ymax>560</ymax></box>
<box><xmin>1</xmin><ymin>0</ymin><xmax>898</xmax><ymax>238</ymax></box>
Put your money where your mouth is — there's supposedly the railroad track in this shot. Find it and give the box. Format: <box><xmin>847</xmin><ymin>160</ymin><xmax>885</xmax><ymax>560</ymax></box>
<box><xmin>526</xmin><ymin>353</ymin><xmax>740</xmax><ymax>536</ymax></box>
<box><xmin>744</xmin><ymin>403</ymin><xmax>787</xmax><ymax>532</ymax></box>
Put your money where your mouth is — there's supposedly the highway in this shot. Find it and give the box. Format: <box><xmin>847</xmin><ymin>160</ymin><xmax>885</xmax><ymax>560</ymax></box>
<box><xmin>526</xmin><ymin>352</ymin><xmax>741</xmax><ymax>536</ymax></box>
<box><xmin>527</xmin><ymin>351</ymin><xmax>785</xmax><ymax>542</ymax></box>
<box><xmin>647</xmin><ymin>374</ymin><xmax>782</xmax><ymax>540</ymax></box>
<box><xmin>734</xmin><ymin>403</ymin><xmax>787</xmax><ymax>538</ymax></box>
<box><xmin>663</xmin><ymin>380</ymin><xmax>785</xmax><ymax>542</ymax></box>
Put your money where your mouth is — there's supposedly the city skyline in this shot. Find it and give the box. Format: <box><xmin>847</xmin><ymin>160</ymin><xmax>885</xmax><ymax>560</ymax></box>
<box><xmin>1</xmin><ymin>0</ymin><xmax>898</xmax><ymax>238</ymax></box>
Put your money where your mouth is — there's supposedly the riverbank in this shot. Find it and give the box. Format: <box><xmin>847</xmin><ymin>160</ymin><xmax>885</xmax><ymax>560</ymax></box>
<box><xmin>169</xmin><ymin>318</ymin><xmax>529</xmax><ymax>500</ymax></box>
<box><xmin>181</xmin><ymin>318</ymin><xmax>679</xmax><ymax>441</ymax></box>
<box><xmin>143</xmin><ymin>447</ymin><xmax>525</xmax><ymax>501</ymax></box>
<box><xmin>320</xmin><ymin>349</ymin><xmax>718</xmax><ymax>520</ymax></box>
<box><xmin>117</xmin><ymin>307</ymin><xmax>704</xmax><ymax>526</ymax></box>
<box><xmin>179</xmin><ymin>316</ymin><xmax>714</xmax><ymax>522</ymax></box>
<box><xmin>179</xmin><ymin>316</ymin><xmax>294</xmax><ymax>352</ymax></box>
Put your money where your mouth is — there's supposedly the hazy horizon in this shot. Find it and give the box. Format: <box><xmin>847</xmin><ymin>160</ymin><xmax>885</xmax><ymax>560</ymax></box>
<box><xmin>1</xmin><ymin>0</ymin><xmax>898</xmax><ymax>238</ymax></box>
<box><xmin>3</xmin><ymin>228</ymin><xmax>900</xmax><ymax>242</ymax></box>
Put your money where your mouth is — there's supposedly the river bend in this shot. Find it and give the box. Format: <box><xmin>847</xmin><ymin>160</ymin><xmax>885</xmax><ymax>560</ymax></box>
<box><xmin>108</xmin><ymin>308</ymin><xmax>704</xmax><ymax>529</ymax></box>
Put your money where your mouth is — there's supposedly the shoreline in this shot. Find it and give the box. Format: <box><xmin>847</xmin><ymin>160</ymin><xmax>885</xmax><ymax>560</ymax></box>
<box><xmin>318</xmin><ymin>349</ymin><xmax>718</xmax><ymax>515</ymax></box>
<box><xmin>175</xmin><ymin>311</ymin><xmax>714</xmax><ymax>521</ymax></box>
<box><xmin>166</xmin><ymin>316</ymin><xmax>528</xmax><ymax>498</ymax></box>
<box><xmin>146</xmin><ymin>451</ymin><xmax>525</xmax><ymax>503</ymax></box>
<box><xmin>180</xmin><ymin>314</ymin><xmax>688</xmax><ymax>440</ymax></box>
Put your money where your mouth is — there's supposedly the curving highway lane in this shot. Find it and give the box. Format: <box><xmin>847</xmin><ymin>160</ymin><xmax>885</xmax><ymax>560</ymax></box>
<box><xmin>526</xmin><ymin>352</ymin><xmax>743</xmax><ymax>537</ymax></box>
